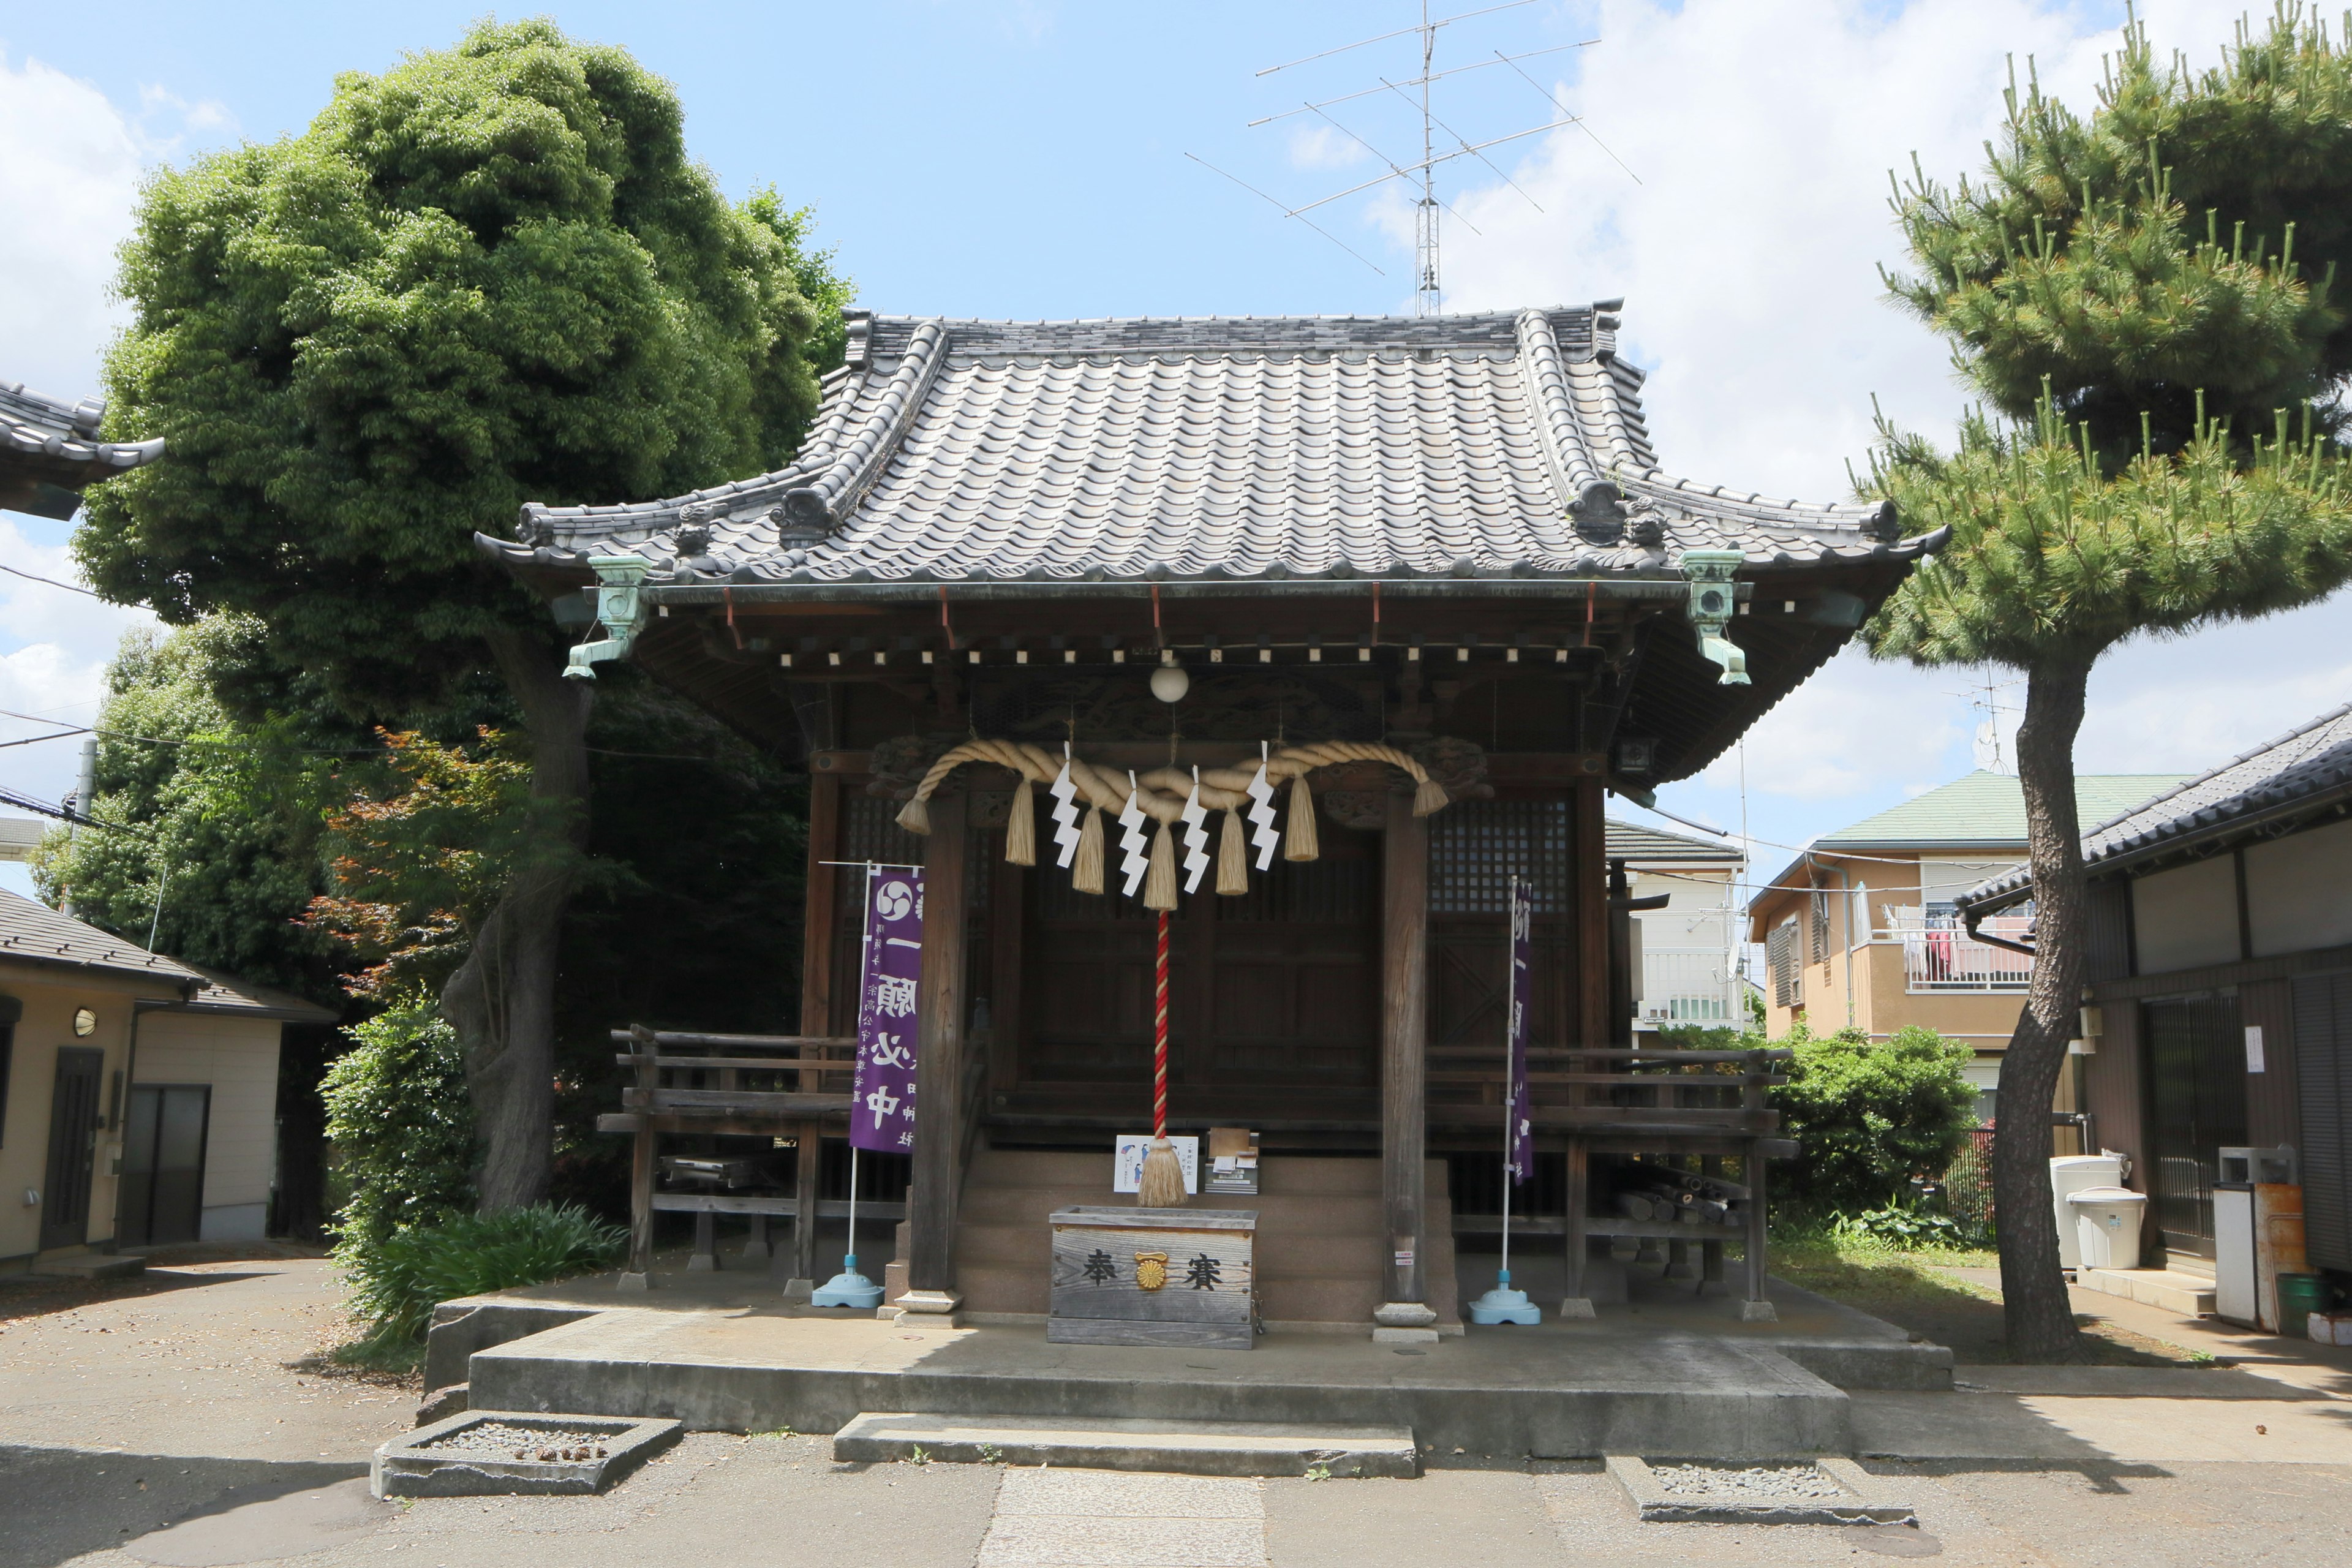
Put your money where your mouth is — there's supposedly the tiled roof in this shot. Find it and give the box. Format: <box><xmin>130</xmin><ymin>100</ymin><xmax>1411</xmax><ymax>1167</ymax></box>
<box><xmin>1815</xmin><ymin>771</ymin><xmax>2188</xmax><ymax>851</ymax></box>
<box><xmin>0</xmin><ymin>889</ymin><xmax>335</xmax><ymax>1019</ymax></box>
<box><xmin>1607</xmin><ymin>819</ymin><xmax>1744</xmax><ymax>864</ymax></box>
<box><xmin>487</xmin><ymin>306</ymin><xmax>1938</xmax><ymax>590</ymax></box>
<box><xmin>1</xmin><ymin>379</ymin><xmax>165</xmax><ymax>521</ymax></box>
<box><xmin>1965</xmin><ymin>703</ymin><xmax>2352</xmax><ymax>911</ymax></box>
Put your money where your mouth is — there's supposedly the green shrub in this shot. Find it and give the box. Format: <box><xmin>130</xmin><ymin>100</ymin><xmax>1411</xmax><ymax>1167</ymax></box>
<box><xmin>320</xmin><ymin>998</ymin><xmax>474</xmax><ymax>1257</ymax></box>
<box><xmin>344</xmin><ymin>1204</ymin><xmax>627</xmax><ymax>1346</ymax></box>
<box><xmin>1771</xmin><ymin>1025</ymin><xmax>1979</xmax><ymax>1215</ymax></box>
<box><xmin>1831</xmin><ymin>1204</ymin><xmax>1969</xmax><ymax>1251</ymax></box>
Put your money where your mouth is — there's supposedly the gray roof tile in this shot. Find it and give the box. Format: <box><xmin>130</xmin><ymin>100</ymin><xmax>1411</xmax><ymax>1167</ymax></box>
<box><xmin>500</xmin><ymin>305</ymin><xmax>1923</xmax><ymax>587</ymax></box>
<box><xmin>1966</xmin><ymin>704</ymin><xmax>2352</xmax><ymax>910</ymax></box>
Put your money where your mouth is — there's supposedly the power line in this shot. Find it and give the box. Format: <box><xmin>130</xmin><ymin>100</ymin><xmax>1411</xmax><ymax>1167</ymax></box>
<box><xmin>0</xmin><ymin>559</ymin><xmax>106</xmax><ymax>598</ymax></box>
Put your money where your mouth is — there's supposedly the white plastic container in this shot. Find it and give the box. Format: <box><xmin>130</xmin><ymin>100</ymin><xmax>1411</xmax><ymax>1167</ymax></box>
<box><xmin>2049</xmin><ymin>1155</ymin><xmax>2125</xmax><ymax>1270</ymax></box>
<box><xmin>2068</xmin><ymin>1186</ymin><xmax>2147</xmax><ymax>1271</ymax></box>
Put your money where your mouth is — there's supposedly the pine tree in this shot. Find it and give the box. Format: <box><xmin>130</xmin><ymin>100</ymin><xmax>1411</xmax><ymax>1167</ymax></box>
<box><xmin>1869</xmin><ymin>5</ymin><xmax>2352</xmax><ymax>1360</ymax></box>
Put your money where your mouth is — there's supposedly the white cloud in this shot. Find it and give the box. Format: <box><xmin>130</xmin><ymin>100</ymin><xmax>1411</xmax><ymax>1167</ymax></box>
<box><xmin>1287</xmin><ymin>122</ymin><xmax>1370</xmax><ymax>172</ymax></box>
<box><xmin>0</xmin><ymin>50</ymin><xmax>145</xmax><ymax>400</ymax></box>
<box><xmin>0</xmin><ymin>517</ymin><xmax>157</xmax><ymax>803</ymax></box>
<box><xmin>1378</xmin><ymin>0</ymin><xmax>2346</xmax><ymax>854</ymax></box>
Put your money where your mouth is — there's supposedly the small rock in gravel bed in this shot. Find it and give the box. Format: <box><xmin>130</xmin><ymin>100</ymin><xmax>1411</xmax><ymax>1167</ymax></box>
<box><xmin>1648</xmin><ymin>1463</ymin><xmax>1849</xmax><ymax>1501</ymax></box>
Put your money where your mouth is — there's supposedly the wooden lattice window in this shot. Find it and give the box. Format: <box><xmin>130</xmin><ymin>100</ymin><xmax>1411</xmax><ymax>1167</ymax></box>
<box><xmin>1430</xmin><ymin>799</ymin><xmax>1573</xmax><ymax>914</ymax></box>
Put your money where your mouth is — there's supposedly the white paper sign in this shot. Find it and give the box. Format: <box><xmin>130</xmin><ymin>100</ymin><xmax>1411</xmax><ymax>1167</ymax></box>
<box><xmin>2245</xmin><ymin>1025</ymin><xmax>2266</xmax><ymax>1074</ymax></box>
<box><xmin>1111</xmin><ymin>1134</ymin><xmax>1200</xmax><ymax>1195</ymax></box>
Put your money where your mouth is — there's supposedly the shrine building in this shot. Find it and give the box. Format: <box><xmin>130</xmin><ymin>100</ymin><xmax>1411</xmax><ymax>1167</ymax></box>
<box><xmin>482</xmin><ymin>304</ymin><xmax>1940</xmax><ymax>1336</ymax></box>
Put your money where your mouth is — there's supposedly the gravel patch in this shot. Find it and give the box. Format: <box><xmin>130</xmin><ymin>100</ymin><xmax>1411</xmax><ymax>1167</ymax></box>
<box><xmin>1648</xmin><ymin>1463</ymin><xmax>1849</xmax><ymax>1501</ymax></box>
<box><xmin>414</xmin><ymin>1419</ymin><xmax>612</xmax><ymax>1461</ymax></box>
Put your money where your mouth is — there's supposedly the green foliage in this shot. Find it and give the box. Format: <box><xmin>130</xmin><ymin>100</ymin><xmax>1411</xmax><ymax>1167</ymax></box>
<box><xmin>1771</xmin><ymin>1025</ymin><xmax>1980</xmax><ymax>1213</ymax></box>
<box><xmin>342</xmin><ymin>1203</ymin><xmax>625</xmax><ymax>1346</ymax></box>
<box><xmin>1886</xmin><ymin>5</ymin><xmax>2352</xmax><ymax>453</ymax></box>
<box><xmin>320</xmin><ymin>998</ymin><xmax>474</xmax><ymax>1257</ymax></box>
<box><xmin>1831</xmin><ymin>1204</ymin><xmax>1970</xmax><ymax>1252</ymax></box>
<box><xmin>31</xmin><ymin>620</ymin><xmax>346</xmax><ymax>998</ymax></box>
<box><xmin>81</xmin><ymin>17</ymin><xmax>846</xmax><ymax>713</ymax></box>
<box><xmin>1872</xmin><ymin>5</ymin><xmax>2352</xmax><ymax>674</ymax></box>
<box><xmin>1868</xmin><ymin>393</ymin><xmax>2352</xmax><ymax>669</ymax></box>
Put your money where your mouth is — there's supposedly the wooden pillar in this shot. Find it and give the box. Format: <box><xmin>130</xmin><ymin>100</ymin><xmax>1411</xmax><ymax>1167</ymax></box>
<box><xmin>801</xmin><ymin>772</ymin><xmax>842</xmax><ymax>1038</ymax></box>
<box><xmin>1744</xmin><ymin>1140</ymin><xmax>1771</xmax><ymax>1312</ymax></box>
<box><xmin>792</xmin><ymin>1116</ymin><xmax>824</xmax><ymax>1284</ymax></box>
<box><xmin>624</xmin><ymin>1123</ymin><xmax>655</xmax><ymax>1283</ymax></box>
<box><xmin>1382</xmin><ymin>790</ymin><xmax>1429</xmax><ymax>1306</ymax></box>
<box><xmin>907</xmin><ymin>791</ymin><xmax>968</xmax><ymax>1294</ymax></box>
<box><xmin>1573</xmin><ymin>777</ymin><xmax>1610</xmax><ymax>1052</ymax></box>
<box><xmin>1561</xmin><ymin>1137</ymin><xmax>1591</xmax><ymax>1313</ymax></box>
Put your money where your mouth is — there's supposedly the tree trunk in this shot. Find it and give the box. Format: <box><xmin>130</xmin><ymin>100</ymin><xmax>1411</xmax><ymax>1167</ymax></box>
<box><xmin>440</xmin><ymin>627</ymin><xmax>593</xmax><ymax>1213</ymax></box>
<box><xmin>1994</xmin><ymin>653</ymin><xmax>2093</xmax><ymax>1362</ymax></box>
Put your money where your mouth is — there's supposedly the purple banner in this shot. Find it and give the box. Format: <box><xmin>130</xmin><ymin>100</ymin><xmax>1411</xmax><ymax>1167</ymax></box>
<box><xmin>851</xmin><ymin>866</ymin><xmax>925</xmax><ymax>1154</ymax></box>
<box><xmin>1506</xmin><ymin>873</ymin><xmax>1533</xmax><ymax>1185</ymax></box>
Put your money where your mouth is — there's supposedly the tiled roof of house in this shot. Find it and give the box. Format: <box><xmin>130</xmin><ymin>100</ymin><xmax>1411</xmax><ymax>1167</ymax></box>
<box><xmin>484</xmin><ymin>306</ymin><xmax>1939</xmax><ymax>590</ymax></box>
<box><xmin>0</xmin><ymin>889</ymin><xmax>335</xmax><ymax>1020</ymax></box>
<box><xmin>1607</xmin><ymin>819</ymin><xmax>1744</xmax><ymax>864</ymax></box>
<box><xmin>1</xmin><ymin>379</ymin><xmax>165</xmax><ymax>521</ymax></box>
<box><xmin>1965</xmin><ymin>703</ymin><xmax>2352</xmax><ymax>911</ymax></box>
<box><xmin>1815</xmin><ymin>770</ymin><xmax>2188</xmax><ymax>851</ymax></box>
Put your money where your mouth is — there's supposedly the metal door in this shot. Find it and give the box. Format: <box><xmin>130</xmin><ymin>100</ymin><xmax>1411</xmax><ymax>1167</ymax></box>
<box><xmin>2142</xmin><ymin>991</ymin><xmax>2249</xmax><ymax>1257</ymax></box>
<box><xmin>121</xmin><ymin>1084</ymin><xmax>211</xmax><ymax>1246</ymax></box>
<box><xmin>40</xmin><ymin>1047</ymin><xmax>104</xmax><ymax>1251</ymax></box>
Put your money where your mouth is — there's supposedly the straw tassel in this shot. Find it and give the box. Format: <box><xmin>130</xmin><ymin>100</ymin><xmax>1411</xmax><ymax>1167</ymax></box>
<box><xmin>1137</xmin><ymin>1137</ymin><xmax>1187</xmax><ymax>1207</ymax></box>
<box><xmin>1073</xmin><ymin>808</ymin><xmax>1106</xmax><ymax>895</ymax></box>
<box><xmin>1216</xmin><ymin>809</ymin><xmax>1248</xmax><ymax>895</ymax></box>
<box><xmin>1144</xmin><ymin>822</ymin><xmax>1179</xmax><ymax>911</ymax></box>
<box><xmin>895</xmin><ymin>796</ymin><xmax>931</xmax><ymax>836</ymax></box>
<box><xmin>1413</xmin><ymin>774</ymin><xmax>1450</xmax><ymax>817</ymax></box>
<box><xmin>1284</xmin><ymin>775</ymin><xmax>1319</xmax><ymax>862</ymax></box>
<box><xmin>1005</xmin><ymin>778</ymin><xmax>1037</xmax><ymax>866</ymax></box>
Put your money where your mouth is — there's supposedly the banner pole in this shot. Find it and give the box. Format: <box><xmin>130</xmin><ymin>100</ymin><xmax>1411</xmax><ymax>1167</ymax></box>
<box><xmin>1471</xmin><ymin>872</ymin><xmax>1540</xmax><ymax>1324</ymax></box>
<box><xmin>813</xmin><ymin>864</ymin><xmax>885</xmax><ymax>1308</ymax></box>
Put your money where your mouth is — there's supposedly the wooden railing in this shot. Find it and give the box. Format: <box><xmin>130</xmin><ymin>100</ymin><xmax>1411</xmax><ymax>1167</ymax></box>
<box><xmin>1426</xmin><ymin>1043</ymin><xmax>1790</xmax><ymax>1138</ymax></box>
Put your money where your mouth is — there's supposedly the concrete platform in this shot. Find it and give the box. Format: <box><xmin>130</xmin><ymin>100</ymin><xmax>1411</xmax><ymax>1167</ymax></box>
<box><xmin>2075</xmin><ymin>1264</ymin><xmax>2217</xmax><ymax>1317</ymax></box>
<box><xmin>455</xmin><ymin>1295</ymin><xmax>1877</xmax><ymax>1460</ymax></box>
<box><xmin>831</xmin><ymin>1411</ymin><xmax>1420</xmax><ymax>1477</ymax></box>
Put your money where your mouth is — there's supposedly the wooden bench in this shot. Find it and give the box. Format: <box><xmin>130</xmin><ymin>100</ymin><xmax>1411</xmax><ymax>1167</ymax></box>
<box><xmin>598</xmin><ymin>1025</ymin><xmax>859</xmax><ymax>1284</ymax></box>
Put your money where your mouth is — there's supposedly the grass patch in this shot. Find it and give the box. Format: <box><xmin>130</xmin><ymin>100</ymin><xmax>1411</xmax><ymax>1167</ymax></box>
<box><xmin>1776</xmin><ymin>1232</ymin><xmax>2212</xmax><ymax>1366</ymax></box>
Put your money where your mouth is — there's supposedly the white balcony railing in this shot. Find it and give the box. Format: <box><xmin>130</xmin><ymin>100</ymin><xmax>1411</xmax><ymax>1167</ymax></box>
<box><xmin>1637</xmin><ymin>946</ymin><xmax>1745</xmax><ymax>1025</ymax></box>
<box><xmin>1877</xmin><ymin>906</ymin><xmax>2034</xmax><ymax>992</ymax></box>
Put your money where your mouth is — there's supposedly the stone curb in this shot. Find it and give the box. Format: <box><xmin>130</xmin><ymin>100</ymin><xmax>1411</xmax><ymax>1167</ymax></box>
<box><xmin>371</xmin><ymin>1411</ymin><xmax>682</xmax><ymax>1498</ymax></box>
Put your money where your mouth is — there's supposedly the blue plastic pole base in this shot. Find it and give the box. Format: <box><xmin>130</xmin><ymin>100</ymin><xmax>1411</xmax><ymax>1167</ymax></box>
<box><xmin>1466</xmin><ymin>1269</ymin><xmax>1542</xmax><ymax>1325</ymax></box>
<box><xmin>811</xmin><ymin>1254</ymin><xmax>884</xmax><ymax>1309</ymax></box>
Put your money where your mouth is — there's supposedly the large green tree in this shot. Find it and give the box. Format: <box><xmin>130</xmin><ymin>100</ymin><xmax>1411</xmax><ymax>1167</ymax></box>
<box><xmin>82</xmin><ymin>20</ymin><xmax>845</xmax><ymax>1208</ymax></box>
<box><xmin>1870</xmin><ymin>7</ymin><xmax>2352</xmax><ymax>1359</ymax></box>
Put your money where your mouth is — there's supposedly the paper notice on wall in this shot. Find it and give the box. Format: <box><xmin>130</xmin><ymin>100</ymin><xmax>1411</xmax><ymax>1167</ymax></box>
<box><xmin>2245</xmin><ymin>1025</ymin><xmax>2266</xmax><ymax>1074</ymax></box>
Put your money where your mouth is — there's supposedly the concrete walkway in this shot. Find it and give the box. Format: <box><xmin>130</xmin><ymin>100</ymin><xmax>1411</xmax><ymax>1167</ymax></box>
<box><xmin>6</xmin><ymin>1258</ymin><xmax>2352</xmax><ymax>1567</ymax></box>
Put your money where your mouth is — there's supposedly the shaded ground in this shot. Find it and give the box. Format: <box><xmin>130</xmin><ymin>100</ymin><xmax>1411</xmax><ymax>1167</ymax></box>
<box><xmin>1774</xmin><ymin>1242</ymin><xmax>2213</xmax><ymax>1366</ymax></box>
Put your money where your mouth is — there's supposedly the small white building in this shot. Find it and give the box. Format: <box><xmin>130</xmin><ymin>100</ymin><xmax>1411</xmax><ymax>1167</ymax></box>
<box><xmin>0</xmin><ymin>889</ymin><xmax>335</xmax><ymax>1267</ymax></box>
<box><xmin>1607</xmin><ymin>820</ymin><xmax>1748</xmax><ymax>1033</ymax></box>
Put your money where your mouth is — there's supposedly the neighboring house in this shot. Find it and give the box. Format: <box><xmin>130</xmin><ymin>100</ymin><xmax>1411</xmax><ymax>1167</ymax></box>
<box><xmin>0</xmin><ymin>889</ymin><xmax>335</xmax><ymax>1271</ymax></box>
<box><xmin>1963</xmin><ymin>703</ymin><xmax>2352</xmax><ymax>1282</ymax></box>
<box><xmin>1607</xmin><ymin>820</ymin><xmax>1746</xmax><ymax>1033</ymax></box>
<box><xmin>1747</xmin><ymin>770</ymin><xmax>2184</xmax><ymax>1120</ymax></box>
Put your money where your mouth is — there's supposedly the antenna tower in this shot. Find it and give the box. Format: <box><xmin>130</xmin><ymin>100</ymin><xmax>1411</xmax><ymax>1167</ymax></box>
<box><xmin>1191</xmin><ymin>1</ymin><xmax>1622</xmax><ymax>315</ymax></box>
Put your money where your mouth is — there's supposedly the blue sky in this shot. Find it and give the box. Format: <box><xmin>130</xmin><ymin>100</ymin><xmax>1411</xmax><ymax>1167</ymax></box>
<box><xmin>2</xmin><ymin>0</ymin><xmax>2345</xmax><ymax>908</ymax></box>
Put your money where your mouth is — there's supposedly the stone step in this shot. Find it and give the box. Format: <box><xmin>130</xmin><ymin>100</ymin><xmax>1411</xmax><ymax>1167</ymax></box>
<box><xmin>955</xmin><ymin>1186</ymin><xmax>1390</xmax><ymax>1232</ymax></box>
<box><xmin>30</xmin><ymin>1253</ymin><xmax>145</xmax><ymax>1281</ymax></box>
<box><xmin>831</xmin><ymin>1411</ymin><xmax>1420</xmax><ymax>1477</ymax></box>
<box><xmin>2074</xmin><ymin>1266</ymin><xmax>2217</xmax><ymax>1318</ymax></box>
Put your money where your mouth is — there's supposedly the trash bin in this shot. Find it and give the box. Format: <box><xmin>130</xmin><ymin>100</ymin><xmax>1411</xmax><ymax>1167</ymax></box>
<box><xmin>2068</xmin><ymin>1186</ymin><xmax>2146</xmax><ymax>1270</ymax></box>
<box><xmin>2276</xmin><ymin>1273</ymin><xmax>2331</xmax><ymax>1338</ymax></box>
<box><xmin>2049</xmin><ymin>1155</ymin><xmax>2124</xmax><ymax>1270</ymax></box>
